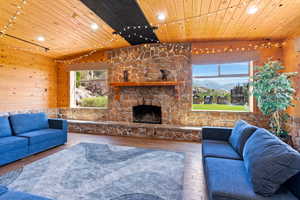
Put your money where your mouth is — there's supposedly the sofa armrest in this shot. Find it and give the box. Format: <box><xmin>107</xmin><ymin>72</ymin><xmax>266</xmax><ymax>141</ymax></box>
<box><xmin>0</xmin><ymin>185</ymin><xmax>8</xmax><ymax>195</ymax></box>
<box><xmin>48</xmin><ymin>118</ymin><xmax>68</xmax><ymax>132</ymax></box>
<box><xmin>202</xmin><ymin>127</ymin><xmax>233</xmax><ymax>141</ymax></box>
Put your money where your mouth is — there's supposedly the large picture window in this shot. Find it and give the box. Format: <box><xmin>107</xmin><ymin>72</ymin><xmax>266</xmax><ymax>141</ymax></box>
<box><xmin>192</xmin><ymin>62</ymin><xmax>252</xmax><ymax>111</ymax></box>
<box><xmin>70</xmin><ymin>70</ymin><xmax>108</xmax><ymax>108</ymax></box>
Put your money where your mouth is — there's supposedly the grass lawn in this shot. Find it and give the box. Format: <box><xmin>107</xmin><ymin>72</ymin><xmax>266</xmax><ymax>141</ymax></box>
<box><xmin>80</xmin><ymin>96</ymin><xmax>108</xmax><ymax>107</ymax></box>
<box><xmin>192</xmin><ymin>104</ymin><xmax>248</xmax><ymax>111</ymax></box>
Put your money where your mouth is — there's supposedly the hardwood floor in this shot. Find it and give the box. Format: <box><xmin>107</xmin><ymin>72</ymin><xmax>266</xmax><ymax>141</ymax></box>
<box><xmin>0</xmin><ymin>133</ymin><xmax>207</xmax><ymax>200</ymax></box>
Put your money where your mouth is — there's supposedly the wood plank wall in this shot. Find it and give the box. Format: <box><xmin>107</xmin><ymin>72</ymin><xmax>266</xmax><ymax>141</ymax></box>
<box><xmin>283</xmin><ymin>37</ymin><xmax>300</xmax><ymax>118</ymax></box>
<box><xmin>0</xmin><ymin>47</ymin><xmax>58</xmax><ymax>112</ymax></box>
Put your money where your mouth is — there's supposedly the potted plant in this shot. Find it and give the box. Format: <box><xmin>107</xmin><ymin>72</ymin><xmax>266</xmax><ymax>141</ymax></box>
<box><xmin>251</xmin><ymin>60</ymin><xmax>297</xmax><ymax>145</ymax></box>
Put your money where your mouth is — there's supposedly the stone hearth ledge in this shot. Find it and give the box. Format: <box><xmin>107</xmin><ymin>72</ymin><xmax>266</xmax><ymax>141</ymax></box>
<box><xmin>68</xmin><ymin>120</ymin><xmax>201</xmax><ymax>142</ymax></box>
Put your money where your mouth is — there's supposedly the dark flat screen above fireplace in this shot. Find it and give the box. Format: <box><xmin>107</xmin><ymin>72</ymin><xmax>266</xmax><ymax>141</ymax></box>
<box><xmin>133</xmin><ymin>105</ymin><xmax>162</xmax><ymax>124</ymax></box>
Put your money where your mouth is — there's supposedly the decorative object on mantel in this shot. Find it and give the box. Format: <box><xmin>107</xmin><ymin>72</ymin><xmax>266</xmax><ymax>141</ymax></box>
<box><xmin>110</xmin><ymin>81</ymin><xmax>180</xmax><ymax>101</ymax></box>
<box><xmin>251</xmin><ymin>60</ymin><xmax>298</xmax><ymax>146</ymax></box>
<box><xmin>123</xmin><ymin>70</ymin><xmax>129</xmax><ymax>82</ymax></box>
<box><xmin>160</xmin><ymin>69</ymin><xmax>170</xmax><ymax>81</ymax></box>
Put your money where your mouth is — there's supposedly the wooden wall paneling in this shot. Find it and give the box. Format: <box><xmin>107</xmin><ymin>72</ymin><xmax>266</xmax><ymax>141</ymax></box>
<box><xmin>57</xmin><ymin>63</ymin><xmax>70</xmax><ymax>107</ymax></box>
<box><xmin>283</xmin><ymin>37</ymin><xmax>300</xmax><ymax>118</ymax></box>
<box><xmin>266</xmin><ymin>1</ymin><xmax>300</xmax><ymax>39</ymax></box>
<box><xmin>207</xmin><ymin>0</ymin><xmax>229</xmax><ymax>39</ymax></box>
<box><xmin>244</xmin><ymin>0</ymin><xmax>285</xmax><ymax>39</ymax></box>
<box><xmin>221</xmin><ymin>0</ymin><xmax>252</xmax><ymax>39</ymax></box>
<box><xmin>185</xmin><ymin>0</ymin><xmax>209</xmax><ymax>40</ymax></box>
<box><xmin>1</xmin><ymin>0</ymin><xmax>300</xmax><ymax>58</ymax></box>
<box><xmin>0</xmin><ymin>0</ymin><xmax>128</xmax><ymax>57</ymax></box>
<box><xmin>232</xmin><ymin>0</ymin><xmax>272</xmax><ymax>39</ymax></box>
<box><xmin>203</xmin><ymin>0</ymin><xmax>222</xmax><ymax>39</ymax></box>
<box><xmin>233</xmin><ymin>0</ymin><xmax>300</xmax><ymax>39</ymax></box>
<box><xmin>215</xmin><ymin>0</ymin><xmax>241</xmax><ymax>39</ymax></box>
<box><xmin>0</xmin><ymin>47</ymin><xmax>58</xmax><ymax>112</ymax></box>
<box><xmin>188</xmin><ymin>0</ymin><xmax>211</xmax><ymax>40</ymax></box>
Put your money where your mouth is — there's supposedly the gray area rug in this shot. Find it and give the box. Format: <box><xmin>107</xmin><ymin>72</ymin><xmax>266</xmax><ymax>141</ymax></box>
<box><xmin>0</xmin><ymin>143</ymin><xmax>185</xmax><ymax>200</ymax></box>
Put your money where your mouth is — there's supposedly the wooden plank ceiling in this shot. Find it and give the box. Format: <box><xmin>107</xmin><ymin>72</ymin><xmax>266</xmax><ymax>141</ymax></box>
<box><xmin>0</xmin><ymin>0</ymin><xmax>300</xmax><ymax>58</ymax></box>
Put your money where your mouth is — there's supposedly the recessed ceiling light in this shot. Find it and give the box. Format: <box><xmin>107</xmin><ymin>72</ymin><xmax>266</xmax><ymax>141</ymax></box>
<box><xmin>157</xmin><ymin>13</ymin><xmax>166</xmax><ymax>21</ymax></box>
<box><xmin>37</xmin><ymin>36</ymin><xmax>45</xmax><ymax>42</ymax></box>
<box><xmin>247</xmin><ymin>6</ymin><xmax>258</xmax><ymax>14</ymax></box>
<box><xmin>90</xmin><ymin>23</ymin><xmax>99</xmax><ymax>31</ymax></box>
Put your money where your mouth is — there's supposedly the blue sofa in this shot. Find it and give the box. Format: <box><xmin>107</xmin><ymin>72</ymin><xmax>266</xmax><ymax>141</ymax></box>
<box><xmin>0</xmin><ymin>112</ymin><xmax>67</xmax><ymax>199</ymax></box>
<box><xmin>0</xmin><ymin>185</ymin><xmax>53</xmax><ymax>200</ymax></box>
<box><xmin>202</xmin><ymin>121</ymin><xmax>300</xmax><ymax>200</ymax></box>
<box><xmin>0</xmin><ymin>112</ymin><xmax>68</xmax><ymax>166</ymax></box>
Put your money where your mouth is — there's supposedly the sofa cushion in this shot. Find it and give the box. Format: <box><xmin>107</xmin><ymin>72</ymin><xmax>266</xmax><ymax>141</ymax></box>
<box><xmin>284</xmin><ymin>172</ymin><xmax>300</xmax><ymax>199</ymax></box>
<box><xmin>18</xmin><ymin>129</ymin><xmax>64</xmax><ymax>145</ymax></box>
<box><xmin>0</xmin><ymin>136</ymin><xmax>28</xmax><ymax>154</ymax></box>
<box><xmin>243</xmin><ymin>128</ymin><xmax>300</xmax><ymax>197</ymax></box>
<box><xmin>0</xmin><ymin>186</ymin><xmax>7</xmax><ymax>195</ymax></box>
<box><xmin>229</xmin><ymin>120</ymin><xmax>257</xmax><ymax>156</ymax></box>
<box><xmin>0</xmin><ymin>117</ymin><xmax>12</xmax><ymax>138</ymax></box>
<box><xmin>204</xmin><ymin>157</ymin><xmax>297</xmax><ymax>200</ymax></box>
<box><xmin>10</xmin><ymin>113</ymin><xmax>49</xmax><ymax>135</ymax></box>
<box><xmin>203</xmin><ymin>140</ymin><xmax>242</xmax><ymax>160</ymax></box>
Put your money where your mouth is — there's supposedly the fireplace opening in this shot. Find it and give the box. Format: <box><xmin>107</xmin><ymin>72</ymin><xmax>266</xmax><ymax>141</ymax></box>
<box><xmin>133</xmin><ymin>105</ymin><xmax>162</xmax><ymax>124</ymax></box>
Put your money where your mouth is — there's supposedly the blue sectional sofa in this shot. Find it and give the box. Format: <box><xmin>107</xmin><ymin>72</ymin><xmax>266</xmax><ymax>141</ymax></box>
<box><xmin>0</xmin><ymin>112</ymin><xmax>68</xmax><ymax>166</ymax></box>
<box><xmin>0</xmin><ymin>112</ymin><xmax>67</xmax><ymax>199</ymax></box>
<box><xmin>202</xmin><ymin>120</ymin><xmax>300</xmax><ymax>200</ymax></box>
<box><xmin>0</xmin><ymin>185</ymin><xmax>52</xmax><ymax>200</ymax></box>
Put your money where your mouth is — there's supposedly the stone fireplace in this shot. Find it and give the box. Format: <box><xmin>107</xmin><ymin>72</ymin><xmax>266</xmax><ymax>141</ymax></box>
<box><xmin>133</xmin><ymin>105</ymin><xmax>162</xmax><ymax>124</ymax></box>
<box><xmin>107</xmin><ymin>43</ymin><xmax>192</xmax><ymax>125</ymax></box>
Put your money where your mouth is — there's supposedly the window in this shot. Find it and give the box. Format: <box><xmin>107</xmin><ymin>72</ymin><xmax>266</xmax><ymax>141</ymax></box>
<box><xmin>192</xmin><ymin>62</ymin><xmax>252</xmax><ymax>112</ymax></box>
<box><xmin>70</xmin><ymin>70</ymin><xmax>108</xmax><ymax>108</ymax></box>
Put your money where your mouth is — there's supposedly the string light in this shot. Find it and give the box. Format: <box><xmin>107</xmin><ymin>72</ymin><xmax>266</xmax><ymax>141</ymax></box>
<box><xmin>54</xmin><ymin>36</ymin><xmax>121</xmax><ymax>64</ymax></box>
<box><xmin>0</xmin><ymin>44</ymin><xmax>42</xmax><ymax>52</ymax></box>
<box><xmin>191</xmin><ymin>42</ymin><xmax>286</xmax><ymax>55</ymax></box>
<box><xmin>55</xmin><ymin>41</ymin><xmax>286</xmax><ymax>64</ymax></box>
<box><xmin>0</xmin><ymin>0</ymin><xmax>28</xmax><ymax>38</ymax></box>
<box><xmin>113</xmin><ymin>26</ymin><xmax>159</xmax><ymax>43</ymax></box>
<box><xmin>1</xmin><ymin>0</ymin><xmax>285</xmax><ymax>64</ymax></box>
<box><xmin>56</xmin><ymin>42</ymin><xmax>286</xmax><ymax>64</ymax></box>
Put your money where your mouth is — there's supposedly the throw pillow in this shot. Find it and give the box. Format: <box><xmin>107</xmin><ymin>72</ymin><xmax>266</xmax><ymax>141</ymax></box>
<box><xmin>229</xmin><ymin>120</ymin><xmax>257</xmax><ymax>156</ymax></box>
<box><xmin>243</xmin><ymin>128</ymin><xmax>300</xmax><ymax>196</ymax></box>
<box><xmin>10</xmin><ymin>113</ymin><xmax>49</xmax><ymax>134</ymax></box>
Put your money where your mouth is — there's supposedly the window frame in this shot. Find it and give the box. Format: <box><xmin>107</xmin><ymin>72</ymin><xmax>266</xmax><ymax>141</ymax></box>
<box><xmin>192</xmin><ymin>61</ymin><xmax>253</xmax><ymax>112</ymax></box>
<box><xmin>70</xmin><ymin>70</ymin><xmax>108</xmax><ymax>109</ymax></box>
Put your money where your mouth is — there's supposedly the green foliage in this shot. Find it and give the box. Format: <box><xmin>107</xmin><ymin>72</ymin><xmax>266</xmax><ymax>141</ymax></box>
<box><xmin>193</xmin><ymin>104</ymin><xmax>248</xmax><ymax>111</ymax></box>
<box><xmin>79</xmin><ymin>96</ymin><xmax>108</xmax><ymax>108</ymax></box>
<box><xmin>251</xmin><ymin>60</ymin><xmax>297</xmax><ymax>136</ymax></box>
<box><xmin>76</xmin><ymin>72</ymin><xmax>81</xmax><ymax>88</ymax></box>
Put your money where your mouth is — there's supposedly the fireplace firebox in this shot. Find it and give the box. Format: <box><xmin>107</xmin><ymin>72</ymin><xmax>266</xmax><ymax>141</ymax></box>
<box><xmin>133</xmin><ymin>105</ymin><xmax>162</xmax><ymax>124</ymax></box>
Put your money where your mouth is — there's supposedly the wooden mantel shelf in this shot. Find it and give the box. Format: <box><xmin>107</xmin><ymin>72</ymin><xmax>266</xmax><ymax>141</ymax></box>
<box><xmin>110</xmin><ymin>81</ymin><xmax>180</xmax><ymax>100</ymax></box>
<box><xmin>110</xmin><ymin>81</ymin><xmax>178</xmax><ymax>87</ymax></box>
